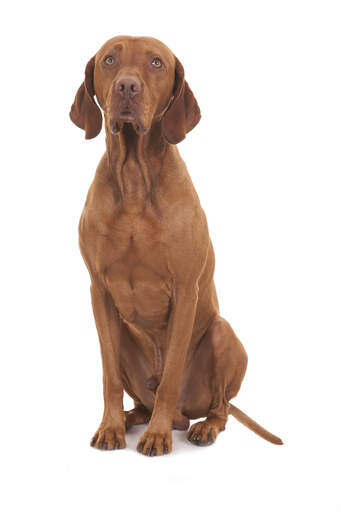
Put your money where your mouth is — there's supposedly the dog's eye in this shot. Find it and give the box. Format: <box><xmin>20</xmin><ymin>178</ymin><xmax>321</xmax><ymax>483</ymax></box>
<box><xmin>151</xmin><ymin>58</ymin><xmax>162</xmax><ymax>68</ymax></box>
<box><xmin>104</xmin><ymin>56</ymin><xmax>115</xmax><ymax>66</ymax></box>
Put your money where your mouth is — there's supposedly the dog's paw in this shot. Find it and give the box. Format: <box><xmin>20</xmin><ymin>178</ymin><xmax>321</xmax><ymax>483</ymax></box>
<box><xmin>137</xmin><ymin>429</ymin><xmax>172</xmax><ymax>456</ymax></box>
<box><xmin>125</xmin><ymin>406</ymin><xmax>151</xmax><ymax>430</ymax></box>
<box><xmin>187</xmin><ymin>420</ymin><xmax>219</xmax><ymax>446</ymax></box>
<box><xmin>90</xmin><ymin>424</ymin><xmax>126</xmax><ymax>450</ymax></box>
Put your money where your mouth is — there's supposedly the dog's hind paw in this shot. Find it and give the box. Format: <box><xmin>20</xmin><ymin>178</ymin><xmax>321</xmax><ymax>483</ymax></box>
<box><xmin>187</xmin><ymin>419</ymin><xmax>221</xmax><ymax>446</ymax></box>
<box><xmin>125</xmin><ymin>406</ymin><xmax>151</xmax><ymax>430</ymax></box>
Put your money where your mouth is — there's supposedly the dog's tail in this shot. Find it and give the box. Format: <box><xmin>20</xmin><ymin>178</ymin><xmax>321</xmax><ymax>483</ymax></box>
<box><xmin>229</xmin><ymin>403</ymin><xmax>283</xmax><ymax>445</ymax></box>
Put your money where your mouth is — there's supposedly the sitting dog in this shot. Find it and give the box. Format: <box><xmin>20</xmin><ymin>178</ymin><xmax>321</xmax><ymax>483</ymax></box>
<box><xmin>70</xmin><ymin>36</ymin><xmax>283</xmax><ymax>456</ymax></box>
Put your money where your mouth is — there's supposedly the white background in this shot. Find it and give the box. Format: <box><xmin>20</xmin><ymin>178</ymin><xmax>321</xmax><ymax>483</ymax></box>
<box><xmin>1</xmin><ymin>1</ymin><xmax>340</xmax><ymax>510</ymax></box>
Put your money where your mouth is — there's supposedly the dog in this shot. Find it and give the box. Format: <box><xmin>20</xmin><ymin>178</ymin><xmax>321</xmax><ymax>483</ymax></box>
<box><xmin>70</xmin><ymin>36</ymin><xmax>283</xmax><ymax>455</ymax></box>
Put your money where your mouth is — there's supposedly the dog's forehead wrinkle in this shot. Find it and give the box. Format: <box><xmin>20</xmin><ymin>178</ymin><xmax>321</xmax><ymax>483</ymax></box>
<box><xmin>98</xmin><ymin>36</ymin><xmax>174</xmax><ymax>65</ymax></box>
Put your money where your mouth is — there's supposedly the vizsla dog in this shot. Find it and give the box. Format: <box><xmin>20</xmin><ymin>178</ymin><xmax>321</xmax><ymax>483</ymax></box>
<box><xmin>70</xmin><ymin>36</ymin><xmax>283</xmax><ymax>456</ymax></box>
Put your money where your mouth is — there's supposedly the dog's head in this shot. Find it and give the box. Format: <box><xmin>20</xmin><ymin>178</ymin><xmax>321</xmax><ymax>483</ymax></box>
<box><xmin>70</xmin><ymin>36</ymin><xmax>201</xmax><ymax>144</ymax></box>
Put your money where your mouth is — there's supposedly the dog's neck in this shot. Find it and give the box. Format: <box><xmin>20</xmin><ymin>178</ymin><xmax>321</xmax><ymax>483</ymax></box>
<box><xmin>104</xmin><ymin>120</ymin><xmax>169</xmax><ymax>211</ymax></box>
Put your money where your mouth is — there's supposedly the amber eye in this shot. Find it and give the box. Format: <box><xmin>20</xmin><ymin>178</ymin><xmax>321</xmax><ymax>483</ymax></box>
<box><xmin>104</xmin><ymin>56</ymin><xmax>115</xmax><ymax>66</ymax></box>
<box><xmin>151</xmin><ymin>57</ymin><xmax>162</xmax><ymax>68</ymax></box>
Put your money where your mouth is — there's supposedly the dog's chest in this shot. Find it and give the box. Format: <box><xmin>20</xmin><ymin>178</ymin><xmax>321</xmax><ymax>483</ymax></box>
<box><xmin>95</xmin><ymin>215</ymin><xmax>172</xmax><ymax>328</ymax></box>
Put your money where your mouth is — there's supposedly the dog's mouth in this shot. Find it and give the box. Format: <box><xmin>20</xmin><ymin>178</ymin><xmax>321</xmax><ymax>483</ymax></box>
<box><xmin>110</xmin><ymin>107</ymin><xmax>147</xmax><ymax>136</ymax></box>
<box><xmin>110</xmin><ymin>102</ymin><xmax>148</xmax><ymax>135</ymax></box>
<box><xmin>119</xmin><ymin>109</ymin><xmax>135</xmax><ymax>120</ymax></box>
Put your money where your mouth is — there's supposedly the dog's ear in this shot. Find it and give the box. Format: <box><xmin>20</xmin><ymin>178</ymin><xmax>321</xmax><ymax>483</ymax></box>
<box><xmin>161</xmin><ymin>57</ymin><xmax>201</xmax><ymax>144</ymax></box>
<box><xmin>69</xmin><ymin>56</ymin><xmax>102</xmax><ymax>139</ymax></box>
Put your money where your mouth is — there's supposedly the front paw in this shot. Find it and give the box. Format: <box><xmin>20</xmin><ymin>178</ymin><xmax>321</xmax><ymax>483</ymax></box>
<box><xmin>137</xmin><ymin>428</ymin><xmax>172</xmax><ymax>456</ymax></box>
<box><xmin>90</xmin><ymin>423</ymin><xmax>126</xmax><ymax>451</ymax></box>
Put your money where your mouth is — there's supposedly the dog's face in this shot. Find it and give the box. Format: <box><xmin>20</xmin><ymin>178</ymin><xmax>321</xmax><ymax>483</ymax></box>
<box><xmin>95</xmin><ymin>36</ymin><xmax>175</xmax><ymax>136</ymax></box>
<box><xmin>70</xmin><ymin>36</ymin><xmax>201</xmax><ymax>144</ymax></box>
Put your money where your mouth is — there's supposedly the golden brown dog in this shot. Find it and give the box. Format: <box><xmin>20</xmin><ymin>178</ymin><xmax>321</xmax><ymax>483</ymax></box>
<box><xmin>70</xmin><ymin>36</ymin><xmax>283</xmax><ymax>456</ymax></box>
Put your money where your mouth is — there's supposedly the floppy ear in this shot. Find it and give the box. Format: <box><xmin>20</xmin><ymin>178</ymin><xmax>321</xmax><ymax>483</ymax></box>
<box><xmin>69</xmin><ymin>56</ymin><xmax>102</xmax><ymax>139</ymax></box>
<box><xmin>161</xmin><ymin>57</ymin><xmax>201</xmax><ymax>144</ymax></box>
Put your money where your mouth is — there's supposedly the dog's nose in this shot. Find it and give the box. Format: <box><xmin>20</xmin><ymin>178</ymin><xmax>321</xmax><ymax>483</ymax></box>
<box><xmin>115</xmin><ymin>76</ymin><xmax>141</xmax><ymax>98</ymax></box>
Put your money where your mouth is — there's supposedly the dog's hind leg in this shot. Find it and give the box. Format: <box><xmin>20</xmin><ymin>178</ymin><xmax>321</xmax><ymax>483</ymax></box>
<box><xmin>187</xmin><ymin>316</ymin><xmax>248</xmax><ymax>446</ymax></box>
<box><xmin>125</xmin><ymin>401</ymin><xmax>152</xmax><ymax>430</ymax></box>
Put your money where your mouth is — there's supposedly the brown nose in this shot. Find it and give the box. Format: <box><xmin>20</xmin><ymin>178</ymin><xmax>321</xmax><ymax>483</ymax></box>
<box><xmin>115</xmin><ymin>76</ymin><xmax>141</xmax><ymax>98</ymax></box>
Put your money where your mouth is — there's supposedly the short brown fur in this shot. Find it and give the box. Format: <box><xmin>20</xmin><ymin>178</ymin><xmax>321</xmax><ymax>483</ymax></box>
<box><xmin>70</xmin><ymin>36</ymin><xmax>283</xmax><ymax>455</ymax></box>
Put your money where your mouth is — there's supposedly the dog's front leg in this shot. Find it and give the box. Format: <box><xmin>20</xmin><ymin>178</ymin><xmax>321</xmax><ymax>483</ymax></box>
<box><xmin>137</xmin><ymin>285</ymin><xmax>198</xmax><ymax>456</ymax></box>
<box><xmin>89</xmin><ymin>280</ymin><xmax>126</xmax><ymax>450</ymax></box>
